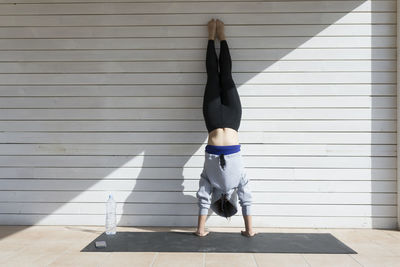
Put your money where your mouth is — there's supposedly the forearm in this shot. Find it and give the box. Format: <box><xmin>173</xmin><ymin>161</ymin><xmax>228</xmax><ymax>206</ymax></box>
<box><xmin>197</xmin><ymin>214</ymin><xmax>207</xmax><ymax>232</ymax></box>
<box><xmin>243</xmin><ymin>215</ymin><xmax>253</xmax><ymax>232</ymax></box>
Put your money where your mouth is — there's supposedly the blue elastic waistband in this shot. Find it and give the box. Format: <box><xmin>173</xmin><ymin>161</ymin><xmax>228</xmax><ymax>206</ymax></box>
<box><xmin>205</xmin><ymin>145</ymin><xmax>241</xmax><ymax>155</ymax></box>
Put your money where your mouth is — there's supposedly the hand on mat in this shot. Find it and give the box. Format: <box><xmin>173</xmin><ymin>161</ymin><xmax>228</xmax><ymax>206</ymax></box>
<box><xmin>241</xmin><ymin>230</ymin><xmax>258</xmax><ymax>237</ymax></box>
<box><xmin>193</xmin><ymin>230</ymin><xmax>210</xmax><ymax>237</ymax></box>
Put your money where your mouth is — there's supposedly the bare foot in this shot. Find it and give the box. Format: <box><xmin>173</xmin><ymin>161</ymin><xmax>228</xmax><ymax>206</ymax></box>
<box><xmin>241</xmin><ymin>230</ymin><xmax>258</xmax><ymax>237</ymax></box>
<box><xmin>216</xmin><ymin>19</ymin><xmax>226</xmax><ymax>40</ymax></box>
<box><xmin>208</xmin><ymin>19</ymin><xmax>216</xmax><ymax>40</ymax></box>
<box><xmin>194</xmin><ymin>230</ymin><xmax>210</xmax><ymax>237</ymax></box>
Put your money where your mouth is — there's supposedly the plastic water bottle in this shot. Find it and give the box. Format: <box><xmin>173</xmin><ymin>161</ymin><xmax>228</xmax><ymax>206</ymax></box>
<box><xmin>105</xmin><ymin>194</ymin><xmax>116</xmax><ymax>235</ymax></box>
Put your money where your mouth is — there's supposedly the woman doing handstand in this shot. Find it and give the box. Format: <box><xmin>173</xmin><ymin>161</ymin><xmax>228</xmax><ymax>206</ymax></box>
<box><xmin>194</xmin><ymin>19</ymin><xmax>258</xmax><ymax>238</ymax></box>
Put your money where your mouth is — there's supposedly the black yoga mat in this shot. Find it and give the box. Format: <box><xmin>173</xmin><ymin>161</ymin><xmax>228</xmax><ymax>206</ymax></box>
<box><xmin>81</xmin><ymin>231</ymin><xmax>357</xmax><ymax>254</ymax></box>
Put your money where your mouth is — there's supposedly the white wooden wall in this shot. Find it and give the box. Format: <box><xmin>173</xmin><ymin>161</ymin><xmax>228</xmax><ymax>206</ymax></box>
<box><xmin>0</xmin><ymin>0</ymin><xmax>397</xmax><ymax>229</ymax></box>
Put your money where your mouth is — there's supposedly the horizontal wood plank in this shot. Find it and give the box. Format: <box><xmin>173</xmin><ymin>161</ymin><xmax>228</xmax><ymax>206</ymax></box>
<box><xmin>0</xmin><ymin>108</ymin><xmax>395</xmax><ymax>120</ymax></box>
<box><xmin>0</xmin><ymin>25</ymin><xmax>395</xmax><ymax>38</ymax></box>
<box><xmin>0</xmin><ymin>132</ymin><xmax>396</xmax><ymax>144</ymax></box>
<box><xmin>0</xmin><ymin>49</ymin><xmax>395</xmax><ymax>61</ymax></box>
<box><xmin>0</xmin><ymin>1</ymin><xmax>394</xmax><ymax>15</ymax></box>
<box><xmin>0</xmin><ymin>167</ymin><xmax>394</xmax><ymax>181</ymax></box>
<box><xmin>0</xmin><ymin>84</ymin><xmax>395</xmax><ymax>97</ymax></box>
<box><xmin>0</xmin><ymin>191</ymin><xmax>396</xmax><ymax>205</ymax></box>
<box><xmin>0</xmin><ymin>13</ymin><xmax>394</xmax><ymax>27</ymax></box>
<box><xmin>0</xmin><ymin>120</ymin><xmax>395</xmax><ymax>132</ymax></box>
<box><xmin>0</xmin><ymin>155</ymin><xmax>396</xmax><ymax>168</ymax></box>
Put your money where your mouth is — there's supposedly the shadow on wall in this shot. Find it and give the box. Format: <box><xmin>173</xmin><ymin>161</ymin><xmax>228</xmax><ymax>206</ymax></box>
<box><xmin>370</xmin><ymin>5</ymin><xmax>397</xmax><ymax>229</ymax></box>
<box><xmin>0</xmin><ymin>0</ymin><xmax>375</xmax><ymax>240</ymax></box>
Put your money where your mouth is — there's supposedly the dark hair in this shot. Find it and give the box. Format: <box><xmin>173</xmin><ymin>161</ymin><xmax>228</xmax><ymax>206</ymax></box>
<box><xmin>212</xmin><ymin>193</ymin><xmax>238</xmax><ymax>219</ymax></box>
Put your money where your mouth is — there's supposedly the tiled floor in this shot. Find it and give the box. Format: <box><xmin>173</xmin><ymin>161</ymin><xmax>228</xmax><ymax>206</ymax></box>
<box><xmin>0</xmin><ymin>226</ymin><xmax>399</xmax><ymax>267</ymax></box>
